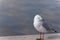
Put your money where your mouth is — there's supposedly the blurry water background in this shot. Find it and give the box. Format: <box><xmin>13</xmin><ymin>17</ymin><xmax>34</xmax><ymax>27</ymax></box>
<box><xmin>0</xmin><ymin>0</ymin><xmax>60</xmax><ymax>36</ymax></box>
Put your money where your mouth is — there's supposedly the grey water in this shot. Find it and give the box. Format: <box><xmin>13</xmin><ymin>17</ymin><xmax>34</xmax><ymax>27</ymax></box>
<box><xmin>0</xmin><ymin>0</ymin><xmax>60</xmax><ymax>36</ymax></box>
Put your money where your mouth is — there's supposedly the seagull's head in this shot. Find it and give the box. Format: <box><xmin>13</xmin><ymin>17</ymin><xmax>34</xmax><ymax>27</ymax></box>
<box><xmin>34</xmin><ymin>14</ymin><xmax>43</xmax><ymax>21</ymax></box>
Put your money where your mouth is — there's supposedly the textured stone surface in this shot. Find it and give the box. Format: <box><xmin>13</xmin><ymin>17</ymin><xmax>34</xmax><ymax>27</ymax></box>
<box><xmin>0</xmin><ymin>33</ymin><xmax>60</xmax><ymax>40</ymax></box>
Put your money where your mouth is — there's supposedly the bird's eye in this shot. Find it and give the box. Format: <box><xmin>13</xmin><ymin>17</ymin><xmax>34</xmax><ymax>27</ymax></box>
<box><xmin>38</xmin><ymin>17</ymin><xmax>40</xmax><ymax>19</ymax></box>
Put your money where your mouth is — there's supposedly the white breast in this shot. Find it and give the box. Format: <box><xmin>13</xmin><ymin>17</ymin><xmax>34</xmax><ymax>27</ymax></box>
<box><xmin>33</xmin><ymin>15</ymin><xmax>47</xmax><ymax>33</ymax></box>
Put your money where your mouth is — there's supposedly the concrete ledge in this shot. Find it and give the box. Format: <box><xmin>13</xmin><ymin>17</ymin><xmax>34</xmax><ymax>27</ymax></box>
<box><xmin>0</xmin><ymin>33</ymin><xmax>60</xmax><ymax>40</ymax></box>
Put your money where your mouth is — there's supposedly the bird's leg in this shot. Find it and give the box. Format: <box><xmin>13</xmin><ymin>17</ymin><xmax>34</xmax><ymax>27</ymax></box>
<box><xmin>40</xmin><ymin>33</ymin><xmax>44</xmax><ymax>40</ymax></box>
<box><xmin>40</xmin><ymin>33</ymin><xmax>42</xmax><ymax>39</ymax></box>
<box><xmin>42</xmin><ymin>33</ymin><xmax>44</xmax><ymax>40</ymax></box>
<box><xmin>37</xmin><ymin>33</ymin><xmax>44</xmax><ymax>40</ymax></box>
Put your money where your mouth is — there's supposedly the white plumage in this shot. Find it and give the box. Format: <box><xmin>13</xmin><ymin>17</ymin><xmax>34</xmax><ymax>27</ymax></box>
<box><xmin>33</xmin><ymin>14</ymin><xmax>47</xmax><ymax>33</ymax></box>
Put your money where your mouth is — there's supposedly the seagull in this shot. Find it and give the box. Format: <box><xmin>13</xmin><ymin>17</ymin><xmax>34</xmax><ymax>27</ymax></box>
<box><xmin>33</xmin><ymin>14</ymin><xmax>57</xmax><ymax>40</ymax></box>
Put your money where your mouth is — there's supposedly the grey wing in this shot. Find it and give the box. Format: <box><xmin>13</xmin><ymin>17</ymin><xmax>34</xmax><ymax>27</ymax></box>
<box><xmin>42</xmin><ymin>20</ymin><xmax>58</xmax><ymax>33</ymax></box>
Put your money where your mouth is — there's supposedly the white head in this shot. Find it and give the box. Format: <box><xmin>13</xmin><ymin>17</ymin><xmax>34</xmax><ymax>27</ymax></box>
<box><xmin>34</xmin><ymin>14</ymin><xmax>43</xmax><ymax>21</ymax></box>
